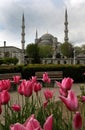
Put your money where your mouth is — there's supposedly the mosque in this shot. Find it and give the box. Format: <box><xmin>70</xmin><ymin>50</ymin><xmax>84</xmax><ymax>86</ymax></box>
<box><xmin>27</xmin><ymin>9</ymin><xmax>70</xmax><ymax>64</ymax></box>
<box><xmin>0</xmin><ymin>9</ymin><xmax>84</xmax><ymax>64</ymax></box>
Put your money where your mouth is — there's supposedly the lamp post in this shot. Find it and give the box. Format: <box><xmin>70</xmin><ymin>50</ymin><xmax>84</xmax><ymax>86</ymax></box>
<box><xmin>73</xmin><ymin>49</ymin><xmax>76</xmax><ymax>64</ymax></box>
<box><xmin>4</xmin><ymin>41</ymin><xmax>6</xmax><ymax>58</ymax></box>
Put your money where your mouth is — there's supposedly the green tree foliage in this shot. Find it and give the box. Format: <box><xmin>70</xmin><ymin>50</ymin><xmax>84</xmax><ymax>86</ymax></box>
<box><xmin>0</xmin><ymin>57</ymin><xmax>19</xmax><ymax>65</ymax></box>
<box><xmin>38</xmin><ymin>45</ymin><xmax>53</xmax><ymax>58</ymax></box>
<box><xmin>4</xmin><ymin>57</ymin><xmax>19</xmax><ymax>65</ymax></box>
<box><xmin>0</xmin><ymin>58</ymin><xmax>4</xmax><ymax>65</ymax></box>
<box><xmin>26</xmin><ymin>43</ymin><xmax>41</xmax><ymax>63</ymax></box>
<box><xmin>60</xmin><ymin>42</ymin><xmax>73</xmax><ymax>58</ymax></box>
<box><xmin>81</xmin><ymin>44</ymin><xmax>85</xmax><ymax>54</ymax></box>
<box><xmin>74</xmin><ymin>46</ymin><xmax>82</xmax><ymax>56</ymax></box>
<box><xmin>12</xmin><ymin>57</ymin><xmax>19</xmax><ymax>65</ymax></box>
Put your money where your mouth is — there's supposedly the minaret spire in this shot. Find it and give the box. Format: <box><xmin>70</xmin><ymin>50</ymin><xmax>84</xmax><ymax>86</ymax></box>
<box><xmin>21</xmin><ymin>13</ymin><xmax>25</xmax><ymax>51</ymax></box>
<box><xmin>21</xmin><ymin>13</ymin><xmax>25</xmax><ymax>64</ymax></box>
<box><xmin>64</xmin><ymin>8</ymin><xmax>69</xmax><ymax>43</ymax></box>
<box><xmin>36</xmin><ymin>29</ymin><xmax>38</xmax><ymax>39</ymax></box>
<box><xmin>35</xmin><ymin>29</ymin><xmax>38</xmax><ymax>44</ymax></box>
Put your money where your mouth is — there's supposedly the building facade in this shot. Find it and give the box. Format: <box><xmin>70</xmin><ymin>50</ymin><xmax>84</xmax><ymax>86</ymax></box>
<box><xmin>0</xmin><ymin>14</ymin><xmax>25</xmax><ymax>64</ymax></box>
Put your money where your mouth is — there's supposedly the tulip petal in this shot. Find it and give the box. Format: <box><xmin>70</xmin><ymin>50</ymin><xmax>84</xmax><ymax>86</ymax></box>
<box><xmin>43</xmin><ymin>115</ymin><xmax>53</xmax><ymax>130</ymax></box>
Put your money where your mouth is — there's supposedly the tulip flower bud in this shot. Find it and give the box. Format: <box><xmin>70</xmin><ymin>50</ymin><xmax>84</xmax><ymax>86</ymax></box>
<box><xmin>72</xmin><ymin>112</ymin><xmax>82</xmax><ymax>130</ymax></box>
<box><xmin>12</xmin><ymin>104</ymin><xmax>21</xmax><ymax>112</ymax></box>
<box><xmin>0</xmin><ymin>90</ymin><xmax>10</xmax><ymax>105</ymax></box>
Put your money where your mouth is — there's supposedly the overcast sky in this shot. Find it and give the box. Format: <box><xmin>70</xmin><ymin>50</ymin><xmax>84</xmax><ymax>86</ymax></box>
<box><xmin>0</xmin><ymin>0</ymin><xmax>85</xmax><ymax>48</ymax></box>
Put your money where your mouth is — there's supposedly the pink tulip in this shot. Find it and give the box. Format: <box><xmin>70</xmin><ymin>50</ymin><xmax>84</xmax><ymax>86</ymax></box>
<box><xmin>23</xmin><ymin>114</ymin><xmax>35</xmax><ymax>126</ymax></box>
<box><xmin>13</xmin><ymin>75</ymin><xmax>21</xmax><ymax>84</ymax></box>
<box><xmin>12</xmin><ymin>104</ymin><xmax>21</xmax><ymax>112</ymax></box>
<box><xmin>22</xmin><ymin>81</ymin><xmax>33</xmax><ymax>97</ymax></box>
<box><xmin>43</xmin><ymin>101</ymin><xmax>48</xmax><ymax>108</ymax></box>
<box><xmin>10</xmin><ymin>123</ymin><xmax>26</xmax><ymax>130</ymax></box>
<box><xmin>10</xmin><ymin>115</ymin><xmax>42</xmax><ymax>130</ymax></box>
<box><xmin>44</xmin><ymin>89</ymin><xmax>54</xmax><ymax>100</ymax></box>
<box><xmin>81</xmin><ymin>96</ymin><xmax>85</xmax><ymax>102</ymax></box>
<box><xmin>0</xmin><ymin>90</ymin><xmax>10</xmax><ymax>105</ymax></box>
<box><xmin>42</xmin><ymin>72</ymin><xmax>51</xmax><ymax>83</ymax></box>
<box><xmin>56</xmin><ymin>77</ymin><xmax>73</xmax><ymax>92</ymax></box>
<box><xmin>24</xmin><ymin>115</ymin><xmax>42</xmax><ymax>130</ymax></box>
<box><xmin>18</xmin><ymin>80</ymin><xmax>26</xmax><ymax>95</ymax></box>
<box><xmin>72</xmin><ymin>112</ymin><xmax>82</xmax><ymax>130</ymax></box>
<box><xmin>0</xmin><ymin>79</ymin><xmax>11</xmax><ymax>91</ymax></box>
<box><xmin>33</xmin><ymin>82</ymin><xmax>42</xmax><ymax>93</ymax></box>
<box><xmin>59</xmin><ymin>90</ymin><xmax>78</xmax><ymax>111</ymax></box>
<box><xmin>31</xmin><ymin>76</ymin><xmax>37</xmax><ymax>83</ymax></box>
<box><xmin>18</xmin><ymin>80</ymin><xmax>33</xmax><ymax>97</ymax></box>
<box><xmin>83</xmin><ymin>72</ymin><xmax>85</xmax><ymax>75</ymax></box>
<box><xmin>59</xmin><ymin>87</ymin><xmax>68</xmax><ymax>97</ymax></box>
<box><xmin>43</xmin><ymin>115</ymin><xmax>53</xmax><ymax>130</ymax></box>
<box><xmin>18</xmin><ymin>84</ymin><xmax>24</xmax><ymax>95</ymax></box>
<box><xmin>10</xmin><ymin>114</ymin><xmax>53</xmax><ymax>130</ymax></box>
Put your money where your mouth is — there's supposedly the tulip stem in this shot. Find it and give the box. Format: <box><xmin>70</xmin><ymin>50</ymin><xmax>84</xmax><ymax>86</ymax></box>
<box><xmin>4</xmin><ymin>105</ymin><xmax>7</xmax><ymax>128</ymax></box>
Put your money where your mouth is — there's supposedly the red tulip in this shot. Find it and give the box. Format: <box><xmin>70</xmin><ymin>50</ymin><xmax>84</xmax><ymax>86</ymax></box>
<box><xmin>42</xmin><ymin>72</ymin><xmax>51</xmax><ymax>83</ymax></box>
<box><xmin>72</xmin><ymin>112</ymin><xmax>82</xmax><ymax>130</ymax></box>
<box><xmin>43</xmin><ymin>115</ymin><xmax>53</xmax><ymax>130</ymax></box>
<box><xmin>59</xmin><ymin>90</ymin><xmax>78</xmax><ymax>111</ymax></box>
<box><xmin>12</xmin><ymin>104</ymin><xmax>21</xmax><ymax>112</ymax></box>
<box><xmin>10</xmin><ymin>123</ymin><xmax>26</xmax><ymax>130</ymax></box>
<box><xmin>33</xmin><ymin>82</ymin><xmax>42</xmax><ymax>93</ymax></box>
<box><xmin>44</xmin><ymin>89</ymin><xmax>54</xmax><ymax>100</ymax></box>
<box><xmin>56</xmin><ymin>77</ymin><xmax>73</xmax><ymax>92</ymax></box>
<box><xmin>0</xmin><ymin>90</ymin><xmax>10</xmax><ymax>105</ymax></box>
<box><xmin>13</xmin><ymin>75</ymin><xmax>21</xmax><ymax>84</ymax></box>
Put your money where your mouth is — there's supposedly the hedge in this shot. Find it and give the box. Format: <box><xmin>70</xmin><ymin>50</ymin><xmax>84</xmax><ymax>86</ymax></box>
<box><xmin>21</xmin><ymin>64</ymin><xmax>85</xmax><ymax>83</ymax></box>
<box><xmin>0</xmin><ymin>64</ymin><xmax>85</xmax><ymax>83</ymax></box>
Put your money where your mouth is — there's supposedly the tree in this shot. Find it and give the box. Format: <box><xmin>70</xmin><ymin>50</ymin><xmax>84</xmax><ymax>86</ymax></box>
<box><xmin>74</xmin><ymin>46</ymin><xmax>82</xmax><ymax>56</ymax></box>
<box><xmin>38</xmin><ymin>45</ymin><xmax>53</xmax><ymax>58</ymax></box>
<box><xmin>60</xmin><ymin>42</ymin><xmax>73</xmax><ymax>58</ymax></box>
<box><xmin>81</xmin><ymin>44</ymin><xmax>85</xmax><ymax>54</ymax></box>
<box><xmin>26</xmin><ymin>43</ymin><xmax>41</xmax><ymax>63</ymax></box>
<box><xmin>3</xmin><ymin>57</ymin><xmax>19</xmax><ymax>65</ymax></box>
<box><xmin>12</xmin><ymin>57</ymin><xmax>19</xmax><ymax>65</ymax></box>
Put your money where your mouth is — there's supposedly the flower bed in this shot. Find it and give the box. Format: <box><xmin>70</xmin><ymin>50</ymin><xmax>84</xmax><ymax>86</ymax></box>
<box><xmin>0</xmin><ymin>73</ymin><xmax>85</xmax><ymax>130</ymax></box>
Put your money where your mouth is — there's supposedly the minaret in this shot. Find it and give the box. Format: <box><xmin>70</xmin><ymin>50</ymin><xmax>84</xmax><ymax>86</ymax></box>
<box><xmin>64</xmin><ymin>9</ymin><xmax>69</xmax><ymax>43</ymax></box>
<box><xmin>21</xmin><ymin>13</ymin><xmax>25</xmax><ymax>52</ymax></box>
<box><xmin>21</xmin><ymin>13</ymin><xmax>25</xmax><ymax>64</ymax></box>
<box><xmin>35</xmin><ymin>29</ymin><xmax>38</xmax><ymax>44</ymax></box>
<box><xmin>36</xmin><ymin>29</ymin><xmax>38</xmax><ymax>39</ymax></box>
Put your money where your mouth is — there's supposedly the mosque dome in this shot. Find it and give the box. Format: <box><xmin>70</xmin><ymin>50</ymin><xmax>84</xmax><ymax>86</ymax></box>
<box><xmin>41</xmin><ymin>33</ymin><xmax>54</xmax><ymax>40</ymax></box>
<box><xmin>38</xmin><ymin>33</ymin><xmax>55</xmax><ymax>45</ymax></box>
